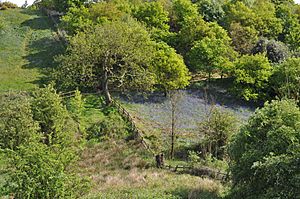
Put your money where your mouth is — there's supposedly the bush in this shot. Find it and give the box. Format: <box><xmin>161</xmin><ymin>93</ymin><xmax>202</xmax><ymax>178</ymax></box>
<box><xmin>228</xmin><ymin>100</ymin><xmax>300</xmax><ymax>199</ymax></box>
<box><xmin>0</xmin><ymin>92</ymin><xmax>39</xmax><ymax>150</ymax></box>
<box><xmin>1</xmin><ymin>140</ymin><xmax>89</xmax><ymax>198</ymax></box>
<box><xmin>87</xmin><ymin>111</ymin><xmax>129</xmax><ymax>141</ymax></box>
<box><xmin>0</xmin><ymin>2</ymin><xmax>18</xmax><ymax>9</ymax></box>
<box><xmin>198</xmin><ymin>106</ymin><xmax>238</xmax><ymax>160</ymax></box>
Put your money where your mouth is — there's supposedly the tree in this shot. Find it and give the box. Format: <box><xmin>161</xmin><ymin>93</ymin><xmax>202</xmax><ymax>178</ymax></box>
<box><xmin>224</xmin><ymin>1</ymin><xmax>282</xmax><ymax>38</ymax></box>
<box><xmin>223</xmin><ymin>1</ymin><xmax>257</xmax><ymax>29</ymax></box>
<box><xmin>229</xmin><ymin>22</ymin><xmax>258</xmax><ymax>55</ymax></box>
<box><xmin>170</xmin><ymin>0</ymin><xmax>199</xmax><ymax>32</ymax></box>
<box><xmin>228</xmin><ymin>100</ymin><xmax>300</xmax><ymax>199</ymax></box>
<box><xmin>31</xmin><ymin>85</ymin><xmax>71</xmax><ymax>146</ymax></box>
<box><xmin>1</xmin><ymin>137</ymin><xmax>87</xmax><ymax>198</ymax></box>
<box><xmin>252</xmin><ymin>0</ymin><xmax>283</xmax><ymax>38</ymax></box>
<box><xmin>152</xmin><ymin>42</ymin><xmax>190</xmax><ymax>93</ymax></box>
<box><xmin>133</xmin><ymin>1</ymin><xmax>171</xmax><ymax>41</ymax></box>
<box><xmin>133</xmin><ymin>1</ymin><xmax>170</xmax><ymax>31</ymax></box>
<box><xmin>54</xmin><ymin>20</ymin><xmax>156</xmax><ymax>105</ymax></box>
<box><xmin>168</xmin><ymin>90</ymin><xmax>183</xmax><ymax>159</ymax></box>
<box><xmin>195</xmin><ymin>0</ymin><xmax>225</xmax><ymax>22</ymax></box>
<box><xmin>198</xmin><ymin>106</ymin><xmax>238</xmax><ymax>160</ymax></box>
<box><xmin>272</xmin><ymin>58</ymin><xmax>300</xmax><ymax>101</ymax></box>
<box><xmin>252</xmin><ymin>38</ymin><xmax>290</xmax><ymax>63</ymax></box>
<box><xmin>35</xmin><ymin>0</ymin><xmax>85</xmax><ymax>12</ymax></box>
<box><xmin>176</xmin><ymin>15</ymin><xmax>209</xmax><ymax>54</ymax></box>
<box><xmin>232</xmin><ymin>54</ymin><xmax>272</xmax><ymax>101</ymax></box>
<box><xmin>0</xmin><ymin>92</ymin><xmax>39</xmax><ymax>150</ymax></box>
<box><xmin>188</xmin><ymin>36</ymin><xmax>236</xmax><ymax>80</ymax></box>
<box><xmin>61</xmin><ymin>5</ymin><xmax>92</xmax><ymax>35</ymax></box>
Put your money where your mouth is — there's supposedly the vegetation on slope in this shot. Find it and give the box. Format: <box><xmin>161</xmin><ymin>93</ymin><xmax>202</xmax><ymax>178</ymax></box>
<box><xmin>0</xmin><ymin>8</ymin><xmax>63</xmax><ymax>92</ymax></box>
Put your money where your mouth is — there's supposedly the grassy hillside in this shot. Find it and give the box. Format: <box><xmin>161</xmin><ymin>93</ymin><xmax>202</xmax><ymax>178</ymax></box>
<box><xmin>78</xmin><ymin>140</ymin><xmax>225</xmax><ymax>199</ymax></box>
<box><xmin>0</xmin><ymin>8</ymin><xmax>64</xmax><ymax>92</ymax></box>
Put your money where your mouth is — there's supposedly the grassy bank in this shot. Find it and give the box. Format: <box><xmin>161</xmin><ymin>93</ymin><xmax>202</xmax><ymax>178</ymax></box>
<box><xmin>0</xmin><ymin>8</ymin><xmax>64</xmax><ymax>92</ymax></box>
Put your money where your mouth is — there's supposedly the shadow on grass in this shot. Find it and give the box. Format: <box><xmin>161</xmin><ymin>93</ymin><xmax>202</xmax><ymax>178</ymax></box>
<box><xmin>23</xmin><ymin>36</ymin><xmax>65</xmax><ymax>86</ymax></box>
<box><xmin>18</xmin><ymin>9</ymin><xmax>65</xmax><ymax>87</ymax></box>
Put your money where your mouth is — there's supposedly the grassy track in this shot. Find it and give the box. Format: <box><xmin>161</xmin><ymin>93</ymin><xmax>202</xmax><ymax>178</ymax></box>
<box><xmin>0</xmin><ymin>8</ymin><xmax>64</xmax><ymax>92</ymax></box>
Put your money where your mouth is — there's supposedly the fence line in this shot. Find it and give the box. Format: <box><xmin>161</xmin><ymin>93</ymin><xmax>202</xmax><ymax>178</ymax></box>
<box><xmin>111</xmin><ymin>99</ymin><xmax>155</xmax><ymax>155</ymax></box>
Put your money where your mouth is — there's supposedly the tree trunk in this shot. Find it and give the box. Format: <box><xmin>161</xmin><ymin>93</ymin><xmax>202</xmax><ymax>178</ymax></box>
<box><xmin>102</xmin><ymin>68</ymin><xmax>112</xmax><ymax>106</ymax></box>
<box><xmin>170</xmin><ymin>105</ymin><xmax>175</xmax><ymax>159</ymax></box>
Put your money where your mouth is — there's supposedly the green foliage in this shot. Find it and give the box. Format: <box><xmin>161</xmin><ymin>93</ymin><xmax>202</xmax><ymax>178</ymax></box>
<box><xmin>229</xmin><ymin>22</ymin><xmax>258</xmax><ymax>54</ymax></box>
<box><xmin>61</xmin><ymin>5</ymin><xmax>92</xmax><ymax>35</ymax></box>
<box><xmin>224</xmin><ymin>1</ymin><xmax>282</xmax><ymax>38</ymax></box>
<box><xmin>1</xmin><ymin>140</ymin><xmax>89</xmax><ymax>198</ymax></box>
<box><xmin>224</xmin><ymin>1</ymin><xmax>257</xmax><ymax>29</ymax></box>
<box><xmin>228</xmin><ymin>100</ymin><xmax>300</xmax><ymax>199</ymax></box>
<box><xmin>31</xmin><ymin>85</ymin><xmax>71</xmax><ymax>145</ymax></box>
<box><xmin>170</xmin><ymin>0</ymin><xmax>199</xmax><ymax>32</ymax></box>
<box><xmin>198</xmin><ymin>107</ymin><xmax>238</xmax><ymax>160</ymax></box>
<box><xmin>0</xmin><ymin>2</ymin><xmax>18</xmax><ymax>10</ymax></box>
<box><xmin>272</xmin><ymin>58</ymin><xmax>300</xmax><ymax>101</ymax></box>
<box><xmin>88</xmin><ymin>1</ymin><xmax>127</xmax><ymax>23</ymax></box>
<box><xmin>252</xmin><ymin>0</ymin><xmax>283</xmax><ymax>38</ymax></box>
<box><xmin>188</xmin><ymin>36</ymin><xmax>236</xmax><ymax>80</ymax></box>
<box><xmin>0</xmin><ymin>92</ymin><xmax>39</xmax><ymax>150</ymax></box>
<box><xmin>232</xmin><ymin>54</ymin><xmax>272</xmax><ymax>101</ymax></box>
<box><xmin>68</xmin><ymin>89</ymin><xmax>85</xmax><ymax>121</ymax></box>
<box><xmin>87</xmin><ymin>111</ymin><xmax>129</xmax><ymax>141</ymax></box>
<box><xmin>252</xmin><ymin>38</ymin><xmax>290</xmax><ymax>63</ymax></box>
<box><xmin>275</xmin><ymin>2</ymin><xmax>300</xmax><ymax>50</ymax></box>
<box><xmin>36</xmin><ymin>0</ymin><xmax>85</xmax><ymax>12</ymax></box>
<box><xmin>133</xmin><ymin>1</ymin><xmax>169</xmax><ymax>31</ymax></box>
<box><xmin>176</xmin><ymin>15</ymin><xmax>209</xmax><ymax>54</ymax></box>
<box><xmin>195</xmin><ymin>0</ymin><xmax>225</xmax><ymax>22</ymax></box>
<box><xmin>152</xmin><ymin>42</ymin><xmax>190</xmax><ymax>91</ymax></box>
<box><xmin>54</xmin><ymin>20</ymin><xmax>157</xmax><ymax>104</ymax></box>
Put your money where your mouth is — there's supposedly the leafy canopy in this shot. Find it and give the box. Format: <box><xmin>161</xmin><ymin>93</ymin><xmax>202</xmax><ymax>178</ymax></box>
<box><xmin>229</xmin><ymin>100</ymin><xmax>300</xmax><ymax>199</ymax></box>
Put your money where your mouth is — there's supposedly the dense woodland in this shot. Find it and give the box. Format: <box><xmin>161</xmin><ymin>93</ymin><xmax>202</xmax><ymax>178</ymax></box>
<box><xmin>0</xmin><ymin>0</ymin><xmax>300</xmax><ymax>198</ymax></box>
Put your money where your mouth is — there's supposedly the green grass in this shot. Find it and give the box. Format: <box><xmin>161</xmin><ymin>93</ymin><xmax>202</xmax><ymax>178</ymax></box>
<box><xmin>0</xmin><ymin>9</ymin><xmax>64</xmax><ymax>92</ymax></box>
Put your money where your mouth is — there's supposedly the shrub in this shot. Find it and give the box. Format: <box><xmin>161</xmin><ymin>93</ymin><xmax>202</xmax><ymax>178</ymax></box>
<box><xmin>198</xmin><ymin>106</ymin><xmax>238</xmax><ymax>160</ymax></box>
<box><xmin>0</xmin><ymin>92</ymin><xmax>39</xmax><ymax>150</ymax></box>
<box><xmin>0</xmin><ymin>2</ymin><xmax>18</xmax><ymax>9</ymax></box>
<box><xmin>1</xmin><ymin>140</ymin><xmax>89</xmax><ymax>198</ymax></box>
<box><xmin>87</xmin><ymin>111</ymin><xmax>129</xmax><ymax>141</ymax></box>
<box><xmin>228</xmin><ymin>100</ymin><xmax>300</xmax><ymax>199</ymax></box>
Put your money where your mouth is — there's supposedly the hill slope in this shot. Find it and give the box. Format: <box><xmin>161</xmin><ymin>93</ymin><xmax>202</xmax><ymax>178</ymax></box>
<box><xmin>0</xmin><ymin>8</ymin><xmax>63</xmax><ymax>92</ymax></box>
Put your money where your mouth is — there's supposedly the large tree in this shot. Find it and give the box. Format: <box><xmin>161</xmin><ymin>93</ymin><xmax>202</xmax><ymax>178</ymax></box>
<box><xmin>232</xmin><ymin>54</ymin><xmax>272</xmax><ymax>101</ymax></box>
<box><xmin>152</xmin><ymin>42</ymin><xmax>190</xmax><ymax>93</ymax></box>
<box><xmin>188</xmin><ymin>36</ymin><xmax>236</xmax><ymax>80</ymax></box>
<box><xmin>228</xmin><ymin>100</ymin><xmax>300</xmax><ymax>199</ymax></box>
<box><xmin>54</xmin><ymin>20</ymin><xmax>156</xmax><ymax>105</ymax></box>
<box><xmin>272</xmin><ymin>58</ymin><xmax>300</xmax><ymax>101</ymax></box>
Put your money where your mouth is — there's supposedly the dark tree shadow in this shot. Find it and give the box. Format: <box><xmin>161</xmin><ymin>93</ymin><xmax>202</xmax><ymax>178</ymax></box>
<box><xmin>23</xmin><ymin>36</ymin><xmax>65</xmax><ymax>86</ymax></box>
<box><xmin>20</xmin><ymin>9</ymin><xmax>55</xmax><ymax>31</ymax></box>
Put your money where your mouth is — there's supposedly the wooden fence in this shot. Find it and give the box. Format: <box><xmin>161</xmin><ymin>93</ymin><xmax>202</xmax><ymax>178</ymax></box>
<box><xmin>111</xmin><ymin>99</ymin><xmax>155</xmax><ymax>155</ymax></box>
<box><xmin>164</xmin><ymin>164</ymin><xmax>229</xmax><ymax>182</ymax></box>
